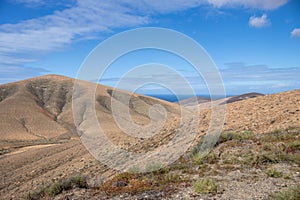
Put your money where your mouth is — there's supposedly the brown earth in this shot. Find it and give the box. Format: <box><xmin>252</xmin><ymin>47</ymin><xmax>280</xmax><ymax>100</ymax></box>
<box><xmin>0</xmin><ymin>75</ymin><xmax>299</xmax><ymax>199</ymax></box>
<box><xmin>0</xmin><ymin>75</ymin><xmax>182</xmax><ymax>199</ymax></box>
<box><xmin>196</xmin><ymin>89</ymin><xmax>300</xmax><ymax>135</ymax></box>
<box><xmin>178</xmin><ymin>92</ymin><xmax>264</xmax><ymax>107</ymax></box>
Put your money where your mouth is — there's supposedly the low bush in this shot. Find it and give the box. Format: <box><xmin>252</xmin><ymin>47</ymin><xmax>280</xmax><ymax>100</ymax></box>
<box><xmin>193</xmin><ymin>178</ymin><xmax>218</xmax><ymax>194</ymax></box>
<box><xmin>193</xmin><ymin>151</ymin><xmax>219</xmax><ymax>165</ymax></box>
<box><xmin>266</xmin><ymin>168</ymin><xmax>283</xmax><ymax>178</ymax></box>
<box><xmin>270</xmin><ymin>184</ymin><xmax>300</xmax><ymax>200</ymax></box>
<box><xmin>25</xmin><ymin>175</ymin><xmax>87</xmax><ymax>199</ymax></box>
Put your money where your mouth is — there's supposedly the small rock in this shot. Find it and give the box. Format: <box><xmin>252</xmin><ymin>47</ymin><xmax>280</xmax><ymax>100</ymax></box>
<box><xmin>112</xmin><ymin>181</ymin><xmax>127</xmax><ymax>187</ymax></box>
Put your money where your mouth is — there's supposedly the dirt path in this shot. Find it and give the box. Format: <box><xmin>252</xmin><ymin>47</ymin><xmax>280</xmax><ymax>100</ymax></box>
<box><xmin>0</xmin><ymin>140</ymin><xmax>110</xmax><ymax>199</ymax></box>
<box><xmin>1</xmin><ymin>143</ymin><xmax>60</xmax><ymax>158</ymax></box>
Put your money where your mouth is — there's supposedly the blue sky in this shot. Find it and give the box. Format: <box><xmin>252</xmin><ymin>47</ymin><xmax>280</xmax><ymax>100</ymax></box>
<box><xmin>0</xmin><ymin>0</ymin><xmax>300</xmax><ymax>95</ymax></box>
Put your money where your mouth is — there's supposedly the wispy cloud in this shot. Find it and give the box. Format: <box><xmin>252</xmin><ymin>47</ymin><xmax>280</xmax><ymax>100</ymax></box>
<box><xmin>220</xmin><ymin>62</ymin><xmax>300</xmax><ymax>93</ymax></box>
<box><xmin>0</xmin><ymin>0</ymin><xmax>289</xmax><ymax>83</ymax></box>
<box><xmin>291</xmin><ymin>28</ymin><xmax>300</xmax><ymax>38</ymax></box>
<box><xmin>207</xmin><ymin>0</ymin><xmax>288</xmax><ymax>10</ymax></box>
<box><xmin>2</xmin><ymin>0</ymin><xmax>288</xmax><ymax>59</ymax></box>
<box><xmin>0</xmin><ymin>0</ymin><xmax>149</xmax><ymax>83</ymax></box>
<box><xmin>98</xmin><ymin>62</ymin><xmax>300</xmax><ymax>94</ymax></box>
<box><xmin>0</xmin><ymin>65</ymin><xmax>49</xmax><ymax>84</ymax></box>
<box><xmin>10</xmin><ymin>0</ymin><xmax>76</xmax><ymax>8</ymax></box>
<box><xmin>1</xmin><ymin>1</ymin><xmax>148</xmax><ymax>54</ymax></box>
<box><xmin>249</xmin><ymin>14</ymin><xmax>270</xmax><ymax>28</ymax></box>
<box><xmin>12</xmin><ymin>0</ymin><xmax>44</xmax><ymax>4</ymax></box>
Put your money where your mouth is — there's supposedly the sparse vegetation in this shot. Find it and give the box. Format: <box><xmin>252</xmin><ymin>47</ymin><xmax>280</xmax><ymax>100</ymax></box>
<box><xmin>100</xmin><ymin>166</ymin><xmax>185</xmax><ymax>197</ymax></box>
<box><xmin>18</xmin><ymin>127</ymin><xmax>300</xmax><ymax>199</ymax></box>
<box><xmin>193</xmin><ymin>178</ymin><xmax>218</xmax><ymax>194</ymax></box>
<box><xmin>25</xmin><ymin>175</ymin><xmax>87</xmax><ymax>199</ymax></box>
<box><xmin>214</xmin><ymin>129</ymin><xmax>300</xmax><ymax>167</ymax></box>
<box><xmin>145</xmin><ymin>161</ymin><xmax>165</xmax><ymax>172</ymax></box>
<box><xmin>193</xmin><ymin>151</ymin><xmax>219</xmax><ymax>165</ymax></box>
<box><xmin>217</xmin><ymin>131</ymin><xmax>255</xmax><ymax>145</ymax></box>
<box><xmin>270</xmin><ymin>184</ymin><xmax>300</xmax><ymax>200</ymax></box>
<box><xmin>266</xmin><ymin>168</ymin><xmax>283</xmax><ymax>178</ymax></box>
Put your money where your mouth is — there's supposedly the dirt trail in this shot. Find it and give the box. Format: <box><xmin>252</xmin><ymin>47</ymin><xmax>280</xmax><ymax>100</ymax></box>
<box><xmin>1</xmin><ymin>143</ymin><xmax>59</xmax><ymax>158</ymax></box>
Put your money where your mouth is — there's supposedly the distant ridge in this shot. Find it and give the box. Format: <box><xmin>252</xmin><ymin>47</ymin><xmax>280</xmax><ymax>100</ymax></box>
<box><xmin>177</xmin><ymin>96</ymin><xmax>211</xmax><ymax>106</ymax></box>
<box><xmin>221</xmin><ymin>92</ymin><xmax>264</xmax><ymax>104</ymax></box>
<box><xmin>178</xmin><ymin>92</ymin><xmax>264</xmax><ymax>106</ymax></box>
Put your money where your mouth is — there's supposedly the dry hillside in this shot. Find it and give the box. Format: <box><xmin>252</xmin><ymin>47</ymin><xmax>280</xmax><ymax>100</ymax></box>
<box><xmin>196</xmin><ymin>90</ymin><xmax>300</xmax><ymax>134</ymax></box>
<box><xmin>0</xmin><ymin>75</ymin><xmax>299</xmax><ymax>199</ymax></box>
<box><xmin>0</xmin><ymin>75</ymin><xmax>181</xmax><ymax>199</ymax></box>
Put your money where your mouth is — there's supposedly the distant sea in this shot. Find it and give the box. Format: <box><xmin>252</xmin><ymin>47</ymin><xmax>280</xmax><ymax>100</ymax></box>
<box><xmin>145</xmin><ymin>94</ymin><xmax>233</xmax><ymax>102</ymax></box>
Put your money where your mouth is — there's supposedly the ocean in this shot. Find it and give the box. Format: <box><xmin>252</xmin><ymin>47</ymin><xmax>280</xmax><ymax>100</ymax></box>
<box><xmin>145</xmin><ymin>94</ymin><xmax>231</xmax><ymax>102</ymax></box>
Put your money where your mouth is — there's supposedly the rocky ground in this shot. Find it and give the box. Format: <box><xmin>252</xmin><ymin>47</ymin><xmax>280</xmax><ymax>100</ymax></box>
<box><xmin>23</xmin><ymin>128</ymin><xmax>300</xmax><ymax>200</ymax></box>
<box><xmin>1</xmin><ymin>75</ymin><xmax>299</xmax><ymax>199</ymax></box>
<box><xmin>197</xmin><ymin>90</ymin><xmax>300</xmax><ymax>134</ymax></box>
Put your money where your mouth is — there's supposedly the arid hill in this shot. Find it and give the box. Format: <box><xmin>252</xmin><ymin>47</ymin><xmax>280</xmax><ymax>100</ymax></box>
<box><xmin>221</xmin><ymin>92</ymin><xmax>264</xmax><ymax>104</ymax></box>
<box><xmin>0</xmin><ymin>74</ymin><xmax>179</xmax><ymax>142</ymax></box>
<box><xmin>196</xmin><ymin>90</ymin><xmax>300</xmax><ymax>135</ymax></box>
<box><xmin>0</xmin><ymin>75</ymin><xmax>299</xmax><ymax>199</ymax></box>
<box><xmin>179</xmin><ymin>92</ymin><xmax>264</xmax><ymax>107</ymax></box>
<box><xmin>0</xmin><ymin>75</ymin><xmax>183</xmax><ymax>198</ymax></box>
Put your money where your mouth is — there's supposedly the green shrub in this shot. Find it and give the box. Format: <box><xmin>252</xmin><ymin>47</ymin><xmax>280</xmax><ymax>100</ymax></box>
<box><xmin>288</xmin><ymin>153</ymin><xmax>300</xmax><ymax>166</ymax></box>
<box><xmin>193</xmin><ymin>178</ymin><xmax>218</xmax><ymax>194</ymax></box>
<box><xmin>25</xmin><ymin>188</ymin><xmax>45</xmax><ymax>200</ymax></box>
<box><xmin>69</xmin><ymin>175</ymin><xmax>88</xmax><ymax>188</ymax></box>
<box><xmin>127</xmin><ymin>166</ymin><xmax>142</xmax><ymax>174</ymax></box>
<box><xmin>285</xmin><ymin>141</ymin><xmax>300</xmax><ymax>153</ymax></box>
<box><xmin>145</xmin><ymin>161</ymin><xmax>165</xmax><ymax>173</ymax></box>
<box><xmin>257</xmin><ymin>152</ymin><xmax>280</xmax><ymax>164</ymax></box>
<box><xmin>160</xmin><ymin>173</ymin><xmax>181</xmax><ymax>184</ymax></box>
<box><xmin>272</xmin><ymin>129</ymin><xmax>282</xmax><ymax>134</ymax></box>
<box><xmin>191</xmin><ymin>133</ymin><xmax>219</xmax><ymax>156</ymax></box>
<box><xmin>217</xmin><ymin>131</ymin><xmax>255</xmax><ymax>145</ymax></box>
<box><xmin>25</xmin><ymin>175</ymin><xmax>87</xmax><ymax>199</ymax></box>
<box><xmin>218</xmin><ymin>131</ymin><xmax>242</xmax><ymax>143</ymax></box>
<box><xmin>44</xmin><ymin>182</ymin><xmax>63</xmax><ymax>196</ymax></box>
<box><xmin>270</xmin><ymin>184</ymin><xmax>300</xmax><ymax>200</ymax></box>
<box><xmin>193</xmin><ymin>151</ymin><xmax>219</xmax><ymax>165</ymax></box>
<box><xmin>266</xmin><ymin>168</ymin><xmax>283</xmax><ymax>178</ymax></box>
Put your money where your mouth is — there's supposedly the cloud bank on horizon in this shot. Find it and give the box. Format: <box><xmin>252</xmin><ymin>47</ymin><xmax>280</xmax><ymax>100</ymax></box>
<box><xmin>0</xmin><ymin>0</ymin><xmax>299</xmax><ymax>95</ymax></box>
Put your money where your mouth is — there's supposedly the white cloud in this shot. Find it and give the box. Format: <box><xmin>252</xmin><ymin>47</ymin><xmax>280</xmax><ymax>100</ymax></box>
<box><xmin>121</xmin><ymin>0</ymin><xmax>288</xmax><ymax>13</ymax></box>
<box><xmin>291</xmin><ymin>28</ymin><xmax>300</xmax><ymax>38</ymax></box>
<box><xmin>13</xmin><ymin>0</ymin><xmax>43</xmax><ymax>3</ymax></box>
<box><xmin>11</xmin><ymin>0</ymin><xmax>76</xmax><ymax>8</ymax></box>
<box><xmin>207</xmin><ymin>0</ymin><xmax>288</xmax><ymax>10</ymax></box>
<box><xmin>0</xmin><ymin>65</ymin><xmax>49</xmax><ymax>83</ymax></box>
<box><xmin>119</xmin><ymin>0</ymin><xmax>204</xmax><ymax>13</ymax></box>
<box><xmin>2</xmin><ymin>0</ymin><xmax>286</xmax><ymax>59</ymax></box>
<box><xmin>249</xmin><ymin>14</ymin><xmax>270</xmax><ymax>28</ymax></box>
<box><xmin>0</xmin><ymin>0</ymin><xmax>289</xmax><ymax>83</ymax></box>
<box><xmin>0</xmin><ymin>0</ymin><xmax>149</xmax><ymax>62</ymax></box>
<box><xmin>99</xmin><ymin>62</ymin><xmax>300</xmax><ymax>94</ymax></box>
<box><xmin>220</xmin><ymin>62</ymin><xmax>300</xmax><ymax>94</ymax></box>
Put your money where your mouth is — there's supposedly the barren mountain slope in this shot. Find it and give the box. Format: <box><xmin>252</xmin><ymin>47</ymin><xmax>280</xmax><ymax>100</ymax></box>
<box><xmin>0</xmin><ymin>74</ymin><xmax>179</xmax><ymax>142</ymax></box>
<box><xmin>0</xmin><ymin>75</ymin><xmax>182</xmax><ymax>199</ymax></box>
<box><xmin>0</xmin><ymin>75</ymin><xmax>299</xmax><ymax>199</ymax></box>
<box><xmin>197</xmin><ymin>90</ymin><xmax>300</xmax><ymax>134</ymax></box>
<box><xmin>222</xmin><ymin>92</ymin><xmax>264</xmax><ymax>104</ymax></box>
<box><xmin>180</xmin><ymin>92</ymin><xmax>264</xmax><ymax>108</ymax></box>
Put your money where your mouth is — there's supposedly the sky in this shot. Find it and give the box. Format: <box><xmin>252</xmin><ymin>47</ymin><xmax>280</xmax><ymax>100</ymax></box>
<box><xmin>0</xmin><ymin>0</ymin><xmax>300</xmax><ymax>96</ymax></box>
